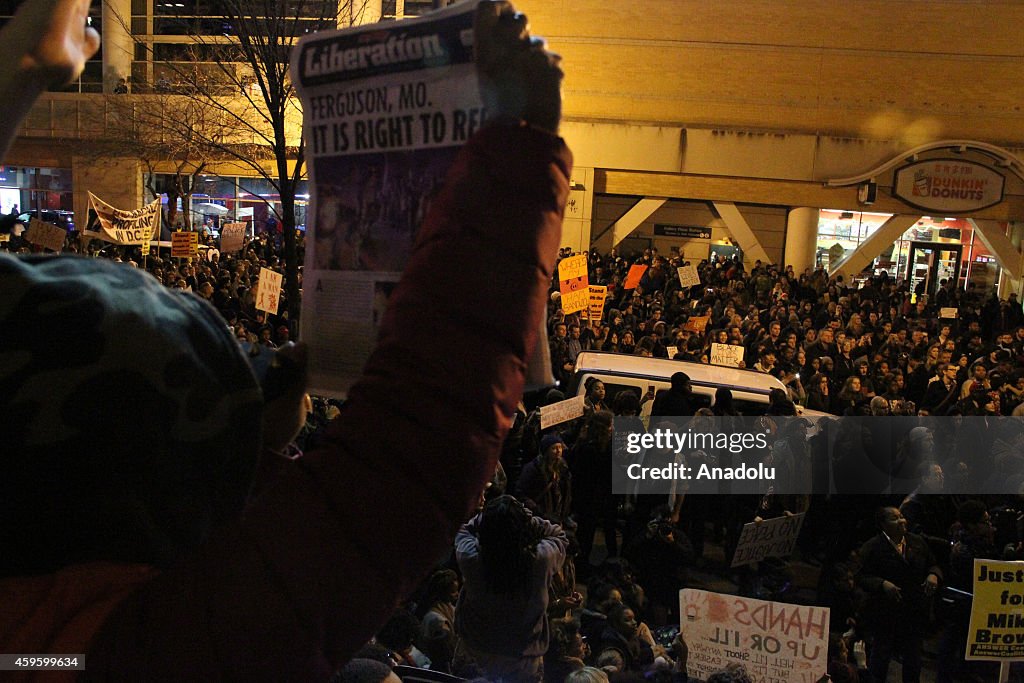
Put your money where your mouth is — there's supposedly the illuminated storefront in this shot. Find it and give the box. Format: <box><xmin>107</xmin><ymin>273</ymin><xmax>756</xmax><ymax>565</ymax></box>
<box><xmin>816</xmin><ymin>210</ymin><xmax>1012</xmax><ymax>295</ymax></box>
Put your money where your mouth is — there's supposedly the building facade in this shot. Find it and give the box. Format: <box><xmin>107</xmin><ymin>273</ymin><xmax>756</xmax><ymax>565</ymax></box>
<box><xmin>5</xmin><ymin>0</ymin><xmax>1024</xmax><ymax>294</ymax></box>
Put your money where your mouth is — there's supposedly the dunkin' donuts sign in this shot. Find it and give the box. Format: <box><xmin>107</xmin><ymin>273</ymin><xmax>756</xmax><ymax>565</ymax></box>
<box><xmin>894</xmin><ymin>159</ymin><xmax>1004</xmax><ymax>213</ymax></box>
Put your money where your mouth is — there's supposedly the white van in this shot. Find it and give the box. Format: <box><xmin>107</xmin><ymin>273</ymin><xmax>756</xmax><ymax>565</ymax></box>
<box><xmin>568</xmin><ymin>351</ymin><xmax>826</xmax><ymax>416</ymax></box>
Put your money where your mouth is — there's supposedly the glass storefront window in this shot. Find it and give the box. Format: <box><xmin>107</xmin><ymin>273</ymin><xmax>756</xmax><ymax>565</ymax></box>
<box><xmin>144</xmin><ymin>172</ymin><xmax>307</xmax><ymax>232</ymax></box>
<box><xmin>815</xmin><ymin>209</ymin><xmax>1012</xmax><ymax>292</ymax></box>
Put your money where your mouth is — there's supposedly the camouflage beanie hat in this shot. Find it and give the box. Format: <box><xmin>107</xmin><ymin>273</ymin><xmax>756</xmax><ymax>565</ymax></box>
<box><xmin>0</xmin><ymin>253</ymin><xmax>263</xmax><ymax>576</ymax></box>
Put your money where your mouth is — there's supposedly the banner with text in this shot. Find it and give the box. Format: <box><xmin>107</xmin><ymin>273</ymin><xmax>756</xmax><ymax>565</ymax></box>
<box><xmin>87</xmin><ymin>192</ymin><xmax>160</xmax><ymax>246</ymax></box>
<box><xmin>967</xmin><ymin>559</ymin><xmax>1024</xmax><ymax>660</ymax></box>
<box><xmin>680</xmin><ymin>589</ymin><xmax>828</xmax><ymax>683</ymax></box>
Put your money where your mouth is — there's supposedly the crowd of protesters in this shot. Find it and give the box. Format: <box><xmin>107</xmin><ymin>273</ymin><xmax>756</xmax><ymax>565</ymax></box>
<box><xmin>548</xmin><ymin>246</ymin><xmax>1024</xmax><ymax>419</ymax></box>
<box><xmin>2</xmin><ymin>225</ymin><xmax>300</xmax><ymax>344</ymax></box>
<box><xmin>9</xmin><ymin>223</ymin><xmax>1024</xmax><ymax>681</ymax></box>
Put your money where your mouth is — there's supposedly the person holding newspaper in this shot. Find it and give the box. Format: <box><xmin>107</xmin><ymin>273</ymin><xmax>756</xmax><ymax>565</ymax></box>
<box><xmin>0</xmin><ymin>1</ymin><xmax>571</xmax><ymax>680</ymax></box>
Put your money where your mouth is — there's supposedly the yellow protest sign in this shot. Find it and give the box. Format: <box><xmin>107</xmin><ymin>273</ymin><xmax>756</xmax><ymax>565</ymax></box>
<box><xmin>558</xmin><ymin>254</ymin><xmax>589</xmax><ymax>315</ymax></box>
<box><xmin>588</xmin><ymin>285</ymin><xmax>607</xmax><ymax>322</ymax></box>
<box><xmin>967</xmin><ymin>559</ymin><xmax>1024</xmax><ymax>660</ymax></box>
<box><xmin>171</xmin><ymin>231</ymin><xmax>199</xmax><ymax>258</ymax></box>
<box><xmin>557</xmin><ymin>254</ymin><xmax>588</xmax><ymax>282</ymax></box>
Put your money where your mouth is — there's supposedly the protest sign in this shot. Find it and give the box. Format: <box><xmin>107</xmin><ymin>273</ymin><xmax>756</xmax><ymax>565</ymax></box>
<box><xmin>710</xmin><ymin>343</ymin><xmax>744</xmax><ymax>368</ymax></box>
<box><xmin>731</xmin><ymin>513</ymin><xmax>805</xmax><ymax>568</ymax></box>
<box><xmin>171</xmin><ymin>231</ymin><xmax>199</xmax><ymax>258</ymax></box>
<box><xmin>623</xmin><ymin>264</ymin><xmax>647</xmax><ymax>290</ymax></box>
<box><xmin>677</xmin><ymin>264</ymin><xmax>701</xmax><ymax>288</ymax></box>
<box><xmin>967</xmin><ymin>559</ymin><xmax>1024</xmax><ymax>660</ymax></box>
<box><xmin>558</xmin><ymin>254</ymin><xmax>589</xmax><ymax>315</ymax></box>
<box><xmin>680</xmin><ymin>588</ymin><xmax>829</xmax><ymax>682</ymax></box>
<box><xmin>293</xmin><ymin>0</ymin><xmax>493</xmax><ymax>396</ymax></box>
<box><xmin>588</xmin><ymin>285</ymin><xmax>607</xmax><ymax>322</ymax></box>
<box><xmin>540</xmin><ymin>395</ymin><xmax>586</xmax><ymax>430</ymax></box>
<box><xmin>220</xmin><ymin>222</ymin><xmax>246</xmax><ymax>253</ymax></box>
<box><xmin>683</xmin><ymin>315</ymin><xmax>710</xmax><ymax>334</ymax></box>
<box><xmin>256</xmin><ymin>267</ymin><xmax>284</xmax><ymax>315</ymax></box>
<box><xmin>87</xmin><ymin>192</ymin><xmax>160</xmax><ymax>246</ymax></box>
<box><xmin>940</xmin><ymin>307</ymin><xmax>958</xmax><ymax>319</ymax></box>
<box><xmin>25</xmin><ymin>218</ymin><xmax>66</xmax><ymax>252</ymax></box>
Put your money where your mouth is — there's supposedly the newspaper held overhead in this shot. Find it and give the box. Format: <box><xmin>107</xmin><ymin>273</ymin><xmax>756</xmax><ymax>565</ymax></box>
<box><xmin>293</xmin><ymin>0</ymin><xmax>488</xmax><ymax>397</ymax></box>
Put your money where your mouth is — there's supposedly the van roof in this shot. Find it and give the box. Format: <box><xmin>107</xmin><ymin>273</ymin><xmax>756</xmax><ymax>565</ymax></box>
<box><xmin>573</xmin><ymin>351</ymin><xmax>787</xmax><ymax>397</ymax></box>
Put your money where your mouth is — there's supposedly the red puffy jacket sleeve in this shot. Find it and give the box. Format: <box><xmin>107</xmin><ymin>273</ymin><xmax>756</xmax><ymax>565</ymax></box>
<box><xmin>85</xmin><ymin>123</ymin><xmax>572</xmax><ymax>680</ymax></box>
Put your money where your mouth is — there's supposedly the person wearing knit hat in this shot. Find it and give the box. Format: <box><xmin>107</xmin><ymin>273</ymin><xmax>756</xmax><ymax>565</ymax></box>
<box><xmin>540</xmin><ymin>433</ymin><xmax>566</xmax><ymax>453</ymax></box>
<box><xmin>517</xmin><ymin>432</ymin><xmax>572</xmax><ymax>523</ymax></box>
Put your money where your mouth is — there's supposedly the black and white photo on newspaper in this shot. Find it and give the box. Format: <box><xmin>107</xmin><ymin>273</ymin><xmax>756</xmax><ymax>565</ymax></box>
<box><xmin>292</xmin><ymin>0</ymin><xmax>486</xmax><ymax>396</ymax></box>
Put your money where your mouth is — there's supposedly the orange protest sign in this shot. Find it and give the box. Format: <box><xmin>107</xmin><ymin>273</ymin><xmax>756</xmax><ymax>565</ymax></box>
<box><xmin>683</xmin><ymin>315</ymin><xmax>710</xmax><ymax>333</ymax></box>
<box><xmin>171</xmin><ymin>231</ymin><xmax>199</xmax><ymax>258</ymax></box>
<box><xmin>623</xmin><ymin>264</ymin><xmax>647</xmax><ymax>290</ymax></box>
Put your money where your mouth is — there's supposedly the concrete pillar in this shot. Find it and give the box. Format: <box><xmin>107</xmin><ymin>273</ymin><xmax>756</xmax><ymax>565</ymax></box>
<box><xmin>102</xmin><ymin>0</ymin><xmax>133</xmax><ymax>93</ymax></box>
<box><xmin>784</xmin><ymin>207</ymin><xmax>818</xmax><ymax>275</ymax></box>
<box><xmin>346</xmin><ymin>0</ymin><xmax>382</xmax><ymax>26</ymax></box>
<box><xmin>711</xmin><ymin>202</ymin><xmax>771</xmax><ymax>266</ymax></box>
<box><xmin>561</xmin><ymin>167</ymin><xmax>594</xmax><ymax>253</ymax></box>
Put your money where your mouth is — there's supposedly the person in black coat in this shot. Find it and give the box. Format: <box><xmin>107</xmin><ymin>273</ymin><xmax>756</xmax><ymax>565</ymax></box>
<box><xmin>651</xmin><ymin>371</ymin><xmax>697</xmax><ymax>417</ymax></box>
<box><xmin>856</xmin><ymin>507</ymin><xmax>942</xmax><ymax>683</ymax></box>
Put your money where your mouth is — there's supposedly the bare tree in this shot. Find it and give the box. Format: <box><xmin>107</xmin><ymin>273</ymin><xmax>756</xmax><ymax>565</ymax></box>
<box><xmin>109</xmin><ymin>0</ymin><xmax>369</xmax><ymax>318</ymax></box>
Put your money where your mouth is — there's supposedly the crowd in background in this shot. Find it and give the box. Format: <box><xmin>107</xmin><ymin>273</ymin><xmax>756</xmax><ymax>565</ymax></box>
<box><xmin>7</xmin><ymin>229</ymin><xmax>1024</xmax><ymax>682</ymax></box>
